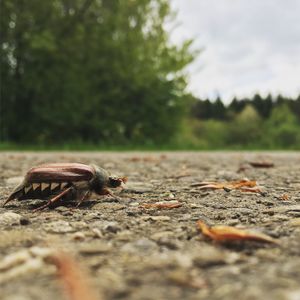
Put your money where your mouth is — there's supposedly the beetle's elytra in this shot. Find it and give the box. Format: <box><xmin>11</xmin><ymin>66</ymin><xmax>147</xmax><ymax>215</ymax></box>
<box><xmin>3</xmin><ymin>163</ymin><xmax>127</xmax><ymax>211</ymax></box>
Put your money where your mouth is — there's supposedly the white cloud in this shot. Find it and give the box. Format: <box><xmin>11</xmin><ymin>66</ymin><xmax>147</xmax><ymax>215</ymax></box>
<box><xmin>170</xmin><ymin>0</ymin><xmax>300</xmax><ymax>102</ymax></box>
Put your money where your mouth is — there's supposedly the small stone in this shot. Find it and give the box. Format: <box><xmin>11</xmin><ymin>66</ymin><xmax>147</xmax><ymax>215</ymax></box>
<box><xmin>44</xmin><ymin>220</ymin><xmax>75</xmax><ymax>233</ymax></box>
<box><xmin>193</xmin><ymin>246</ymin><xmax>233</xmax><ymax>267</ymax></box>
<box><xmin>0</xmin><ymin>212</ymin><xmax>25</xmax><ymax>226</ymax></box>
<box><xmin>141</xmin><ymin>216</ymin><xmax>171</xmax><ymax>221</ymax></box>
<box><xmin>79</xmin><ymin>242</ymin><xmax>112</xmax><ymax>255</ymax></box>
<box><xmin>72</xmin><ymin>232</ymin><xmax>86</xmax><ymax>241</ymax></box>
<box><xmin>151</xmin><ymin>231</ymin><xmax>174</xmax><ymax>241</ymax></box>
<box><xmin>289</xmin><ymin>218</ymin><xmax>300</xmax><ymax>227</ymax></box>
<box><xmin>91</xmin><ymin>228</ymin><xmax>103</xmax><ymax>238</ymax></box>
<box><xmin>226</xmin><ymin>219</ymin><xmax>239</xmax><ymax>226</ymax></box>
<box><xmin>268</xmin><ymin>205</ymin><xmax>300</xmax><ymax>214</ymax></box>
<box><xmin>121</xmin><ymin>238</ymin><xmax>157</xmax><ymax>254</ymax></box>
<box><xmin>102</xmin><ymin>221</ymin><xmax>122</xmax><ymax>233</ymax></box>
<box><xmin>126</xmin><ymin>208</ymin><xmax>141</xmax><ymax>216</ymax></box>
<box><xmin>54</xmin><ymin>206</ymin><xmax>70</xmax><ymax>213</ymax></box>
<box><xmin>115</xmin><ymin>230</ymin><xmax>133</xmax><ymax>241</ymax></box>
<box><xmin>72</xmin><ymin>221</ymin><xmax>89</xmax><ymax>229</ymax></box>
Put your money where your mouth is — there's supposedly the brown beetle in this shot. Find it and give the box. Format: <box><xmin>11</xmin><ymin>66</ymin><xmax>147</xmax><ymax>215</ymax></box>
<box><xmin>3</xmin><ymin>163</ymin><xmax>127</xmax><ymax>211</ymax></box>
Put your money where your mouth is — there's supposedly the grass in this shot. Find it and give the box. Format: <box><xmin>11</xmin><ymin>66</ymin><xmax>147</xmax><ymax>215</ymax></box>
<box><xmin>0</xmin><ymin>141</ymin><xmax>299</xmax><ymax>151</ymax></box>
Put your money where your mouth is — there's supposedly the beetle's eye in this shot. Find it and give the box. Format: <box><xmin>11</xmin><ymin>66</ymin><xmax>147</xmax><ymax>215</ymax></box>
<box><xmin>109</xmin><ymin>177</ymin><xmax>122</xmax><ymax>188</ymax></box>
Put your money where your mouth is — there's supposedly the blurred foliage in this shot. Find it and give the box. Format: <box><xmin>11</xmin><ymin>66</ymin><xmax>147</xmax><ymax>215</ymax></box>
<box><xmin>188</xmin><ymin>95</ymin><xmax>300</xmax><ymax>150</ymax></box>
<box><xmin>1</xmin><ymin>0</ymin><xmax>196</xmax><ymax>146</ymax></box>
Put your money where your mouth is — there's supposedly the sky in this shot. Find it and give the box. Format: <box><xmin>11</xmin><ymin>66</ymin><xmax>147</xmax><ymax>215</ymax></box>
<box><xmin>170</xmin><ymin>0</ymin><xmax>300</xmax><ymax>103</ymax></box>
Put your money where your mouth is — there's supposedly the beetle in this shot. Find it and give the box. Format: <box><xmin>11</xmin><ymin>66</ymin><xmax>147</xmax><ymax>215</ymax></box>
<box><xmin>3</xmin><ymin>163</ymin><xmax>127</xmax><ymax>211</ymax></box>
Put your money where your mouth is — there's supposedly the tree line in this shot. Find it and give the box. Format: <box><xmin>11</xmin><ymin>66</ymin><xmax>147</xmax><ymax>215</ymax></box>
<box><xmin>191</xmin><ymin>94</ymin><xmax>300</xmax><ymax>121</ymax></box>
<box><xmin>186</xmin><ymin>94</ymin><xmax>300</xmax><ymax>149</ymax></box>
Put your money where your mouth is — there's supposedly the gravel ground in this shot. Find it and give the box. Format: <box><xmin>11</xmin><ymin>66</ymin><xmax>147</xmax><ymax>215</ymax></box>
<box><xmin>0</xmin><ymin>151</ymin><xmax>300</xmax><ymax>300</ymax></box>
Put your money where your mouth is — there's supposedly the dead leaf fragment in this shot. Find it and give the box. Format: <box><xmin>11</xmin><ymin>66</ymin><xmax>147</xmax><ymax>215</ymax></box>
<box><xmin>127</xmin><ymin>154</ymin><xmax>167</xmax><ymax>163</ymax></box>
<box><xmin>50</xmin><ymin>253</ymin><xmax>100</xmax><ymax>300</ymax></box>
<box><xmin>279</xmin><ymin>194</ymin><xmax>289</xmax><ymax>201</ymax></box>
<box><xmin>197</xmin><ymin>220</ymin><xmax>279</xmax><ymax>244</ymax></box>
<box><xmin>249</xmin><ymin>161</ymin><xmax>274</xmax><ymax>168</ymax></box>
<box><xmin>140</xmin><ymin>201</ymin><xmax>182</xmax><ymax>209</ymax></box>
<box><xmin>191</xmin><ymin>179</ymin><xmax>259</xmax><ymax>192</ymax></box>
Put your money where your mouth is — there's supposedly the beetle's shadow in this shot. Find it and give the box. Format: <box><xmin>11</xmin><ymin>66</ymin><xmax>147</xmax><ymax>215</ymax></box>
<box><xmin>3</xmin><ymin>195</ymin><xmax>122</xmax><ymax>211</ymax></box>
<box><xmin>22</xmin><ymin>199</ymin><xmax>97</xmax><ymax>210</ymax></box>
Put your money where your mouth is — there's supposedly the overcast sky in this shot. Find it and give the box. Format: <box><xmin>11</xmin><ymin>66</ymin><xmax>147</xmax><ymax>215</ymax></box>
<box><xmin>170</xmin><ymin>0</ymin><xmax>300</xmax><ymax>102</ymax></box>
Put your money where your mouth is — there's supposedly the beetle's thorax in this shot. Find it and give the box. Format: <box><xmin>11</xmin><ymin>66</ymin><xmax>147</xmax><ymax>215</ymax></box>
<box><xmin>89</xmin><ymin>165</ymin><xmax>110</xmax><ymax>193</ymax></box>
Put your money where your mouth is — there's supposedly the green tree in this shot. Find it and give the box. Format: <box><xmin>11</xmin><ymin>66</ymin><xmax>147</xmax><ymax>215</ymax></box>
<box><xmin>264</xmin><ymin>104</ymin><xmax>300</xmax><ymax>148</ymax></box>
<box><xmin>1</xmin><ymin>0</ymin><xmax>196</xmax><ymax>145</ymax></box>
<box><xmin>226</xmin><ymin>104</ymin><xmax>262</xmax><ymax>147</ymax></box>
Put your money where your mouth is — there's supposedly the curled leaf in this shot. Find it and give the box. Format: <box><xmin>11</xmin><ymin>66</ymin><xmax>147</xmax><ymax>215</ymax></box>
<box><xmin>141</xmin><ymin>201</ymin><xmax>182</xmax><ymax>209</ymax></box>
<box><xmin>249</xmin><ymin>161</ymin><xmax>274</xmax><ymax>168</ymax></box>
<box><xmin>197</xmin><ymin>220</ymin><xmax>279</xmax><ymax>244</ymax></box>
<box><xmin>50</xmin><ymin>253</ymin><xmax>100</xmax><ymax>300</ymax></box>
<box><xmin>278</xmin><ymin>194</ymin><xmax>289</xmax><ymax>201</ymax></box>
<box><xmin>191</xmin><ymin>179</ymin><xmax>258</xmax><ymax>191</ymax></box>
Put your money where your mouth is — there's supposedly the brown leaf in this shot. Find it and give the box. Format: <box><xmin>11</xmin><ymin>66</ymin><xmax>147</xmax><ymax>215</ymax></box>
<box><xmin>239</xmin><ymin>187</ymin><xmax>265</xmax><ymax>195</ymax></box>
<box><xmin>140</xmin><ymin>201</ymin><xmax>182</xmax><ymax>209</ymax></box>
<box><xmin>191</xmin><ymin>179</ymin><xmax>258</xmax><ymax>191</ymax></box>
<box><xmin>279</xmin><ymin>194</ymin><xmax>289</xmax><ymax>201</ymax></box>
<box><xmin>50</xmin><ymin>253</ymin><xmax>100</xmax><ymax>300</ymax></box>
<box><xmin>197</xmin><ymin>220</ymin><xmax>279</xmax><ymax>244</ymax></box>
<box><xmin>249</xmin><ymin>161</ymin><xmax>274</xmax><ymax>168</ymax></box>
<box><xmin>127</xmin><ymin>155</ymin><xmax>167</xmax><ymax>163</ymax></box>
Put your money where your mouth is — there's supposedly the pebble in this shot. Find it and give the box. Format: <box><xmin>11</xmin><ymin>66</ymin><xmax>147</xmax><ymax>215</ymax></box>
<box><xmin>126</xmin><ymin>208</ymin><xmax>141</xmax><ymax>216</ymax></box>
<box><xmin>43</xmin><ymin>220</ymin><xmax>75</xmax><ymax>233</ymax></box>
<box><xmin>226</xmin><ymin>219</ymin><xmax>240</xmax><ymax>226</ymax></box>
<box><xmin>91</xmin><ymin>228</ymin><xmax>103</xmax><ymax>238</ymax></box>
<box><xmin>141</xmin><ymin>216</ymin><xmax>171</xmax><ymax>221</ymax></box>
<box><xmin>121</xmin><ymin>238</ymin><xmax>157</xmax><ymax>254</ymax></box>
<box><xmin>92</xmin><ymin>221</ymin><xmax>122</xmax><ymax>234</ymax></box>
<box><xmin>151</xmin><ymin>231</ymin><xmax>174</xmax><ymax>241</ymax></box>
<box><xmin>289</xmin><ymin>218</ymin><xmax>300</xmax><ymax>227</ymax></box>
<box><xmin>72</xmin><ymin>231</ymin><xmax>86</xmax><ymax>241</ymax></box>
<box><xmin>0</xmin><ymin>212</ymin><xmax>29</xmax><ymax>226</ymax></box>
<box><xmin>0</xmin><ymin>247</ymin><xmax>54</xmax><ymax>284</ymax></box>
<box><xmin>79</xmin><ymin>242</ymin><xmax>112</xmax><ymax>255</ymax></box>
<box><xmin>268</xmin><ymin>205</ymin><xmax>300</xmax><ymax>214</ymax></box>
<box><xmin>102</xmin><ymin>221</ymin><xmax>122</xmax><ymax>233</ymax></box>
<box><xmin>192</xmin><ymin>246</ymin><xmax>241</xmax><ymax>267</ymax></box>
<box><xmin>72</xmin><ymin>221</ymin><xmax>89</xmax><ymax>229</ymax></box>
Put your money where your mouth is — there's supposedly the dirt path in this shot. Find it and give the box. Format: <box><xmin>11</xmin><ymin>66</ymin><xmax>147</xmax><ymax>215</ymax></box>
<box><xmin>0</xmin><ymin>152</ymin><xmax>300</xmax><ymax>300</ymax></box>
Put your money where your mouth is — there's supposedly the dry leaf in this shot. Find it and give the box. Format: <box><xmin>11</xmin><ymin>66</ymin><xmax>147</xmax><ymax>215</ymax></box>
<box><xmin>191</xmin><ymin>179</ymin><xmax>258</xmax><ymax>191</ymax></box>
<box><xmin>50</xmin><ymin>253</ymin><xmax>100</xmax><ymax>300</ymax></box>
<box><xmin>249</xmin><ymin>161</ymin><xmax>274</xmax><ymax>168</ymax></box>
<box><xmin>140</xmin><ymin>201</ymin><xmax>182</xmax><ymax>209</ymax></box>
<box><xmin>197</xmin><ymin>220</ymin><xmax>279</xmax><ymax>244</ymax></box>
<box><xmin>239</xmin><ymin>187</ymin><xmax>265</xmax><ymax>195</ymax></box>
<box><xmin>127</xmin><ymin>155</ymin><xmax>167</xmax><ymax>163</ymax></box>
<box><xmin>279</xmin><ymin>194</ymin><xmax>289</xmax><ymax>201</ymax></box>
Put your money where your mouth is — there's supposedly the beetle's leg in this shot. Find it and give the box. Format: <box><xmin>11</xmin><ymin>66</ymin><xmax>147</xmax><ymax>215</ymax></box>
<box><xmin>99</xmin><ymin>188</ymin><xmax>114</xmax><ymax>197</ymax></box>
<box><xmin>3</xmin><ymin>182</ymin><xmax>25</xmax><ymax>206</ymax></box>
<box><xmin>33</xmin><ymin>187</ymin><xmax>73</xmax><ymax>212</ymax></box>
<box><xmin>75</xmin><ymin>190</ymin><xmax>91</xmax><ymax>208</ymax></box>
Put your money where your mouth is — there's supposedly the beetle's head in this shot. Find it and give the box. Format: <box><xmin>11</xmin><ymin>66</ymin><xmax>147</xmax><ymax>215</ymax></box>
<box><xmin>91</xmin><ymin>165</ymin><xmax>127</xmax><ymax>193</ymax></box>
<box><xmin>107</xmin><ymin>176</ymin><xmax>127</xmax><ymax>188</ymax></box>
